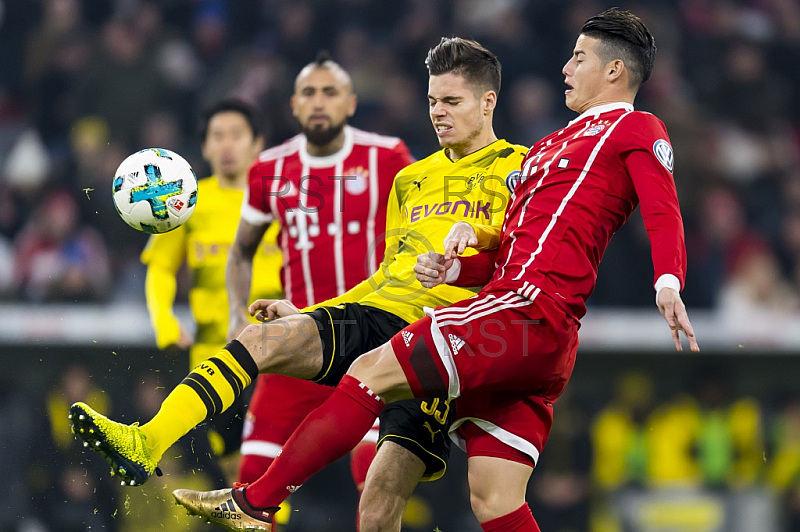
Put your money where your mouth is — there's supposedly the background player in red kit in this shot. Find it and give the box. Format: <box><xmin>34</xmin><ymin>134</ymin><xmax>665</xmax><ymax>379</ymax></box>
<box><xmin>226</xmin><ymin>54</ymin><xmax>412</xmax><ymax>496</ymax></box>
<box><xmin>169</xmin><ymin>9</ymin><xmax>699</xmax><ymax>532</ymax></box>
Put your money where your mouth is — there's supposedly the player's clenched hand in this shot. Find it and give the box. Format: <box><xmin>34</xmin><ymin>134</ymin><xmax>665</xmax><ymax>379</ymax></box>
<box><xmin>657</xmin><ymin>288</ymin><xmax>699</xmax><ymax>352</ymax></box>
<box><xmin>414</xmin><ymin>252</ymin><xmax>453</xmax><ymax>288</ymax></box>
<box><xmin>249</xmin><ymin>299</ymin><xmax>300</xmax><ymax>322</ymax></box>
<box><xmin>444</xmin><ymin>222</ymin><xmax>478</xmax><ymax>260</ymax></box>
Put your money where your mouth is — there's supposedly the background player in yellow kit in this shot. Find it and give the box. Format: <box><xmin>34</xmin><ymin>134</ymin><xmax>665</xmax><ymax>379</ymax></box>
<box><xmin>141</xmin><ymin>100</ymin><xmax>282</xmax><ymax>474</ymax></box>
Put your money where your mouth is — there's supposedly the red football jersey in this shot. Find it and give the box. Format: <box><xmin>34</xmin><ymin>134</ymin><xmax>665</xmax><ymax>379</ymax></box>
<box><xmin>456</xmin><ymin>102</ymin><xmax>686</xmax><ymax>319</ymax></box>
<box><xmin>242</xmin><ymin>126</ymin><xmax>413</xmax><ymax>307</ymax></box>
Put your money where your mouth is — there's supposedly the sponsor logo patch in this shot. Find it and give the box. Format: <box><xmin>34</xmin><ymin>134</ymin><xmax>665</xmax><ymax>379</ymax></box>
<box><xmin>449</xmin><ymin>333</ymin><xmax>465</xmax><ymax>355</ymax></box>
<box><xmin>167</xmin><ymin>197</ymin><xmax>185</xmax><ymax>215</ymax></box>
<box><xmin>506</xmin><ymin>170</ymin><xmax>521</xmax><ymax>192</ymax></box>
<box><xmin>402</xmin><ymin>330</ymin><xmax>414</xmax><ymax>347</ymax></box>
<box><xmin>407</xmin><ymin>201</ymin><xmax>491</xmax><ymax>222</ymax></box>
<box><xmin>653</xmin><ymin>139</ymin><xmax>674</xmax><ymax>173</ymax></box>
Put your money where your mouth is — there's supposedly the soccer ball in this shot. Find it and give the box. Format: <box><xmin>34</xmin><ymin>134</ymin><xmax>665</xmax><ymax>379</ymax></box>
<box><xmin>112</xmin><ymin>148</ymin><xmax>197</xmax><ymax>234</ymax></box>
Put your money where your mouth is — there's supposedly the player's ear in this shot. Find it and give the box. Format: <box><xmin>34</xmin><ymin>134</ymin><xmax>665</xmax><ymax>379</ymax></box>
<box><xmin>483</xmin><ymin>90</ymin><xmax>497</xmax><ymax>115</ymax></box>
<box><xmin>607</xmin><ymin>59</ymin><xmax>625</xmax><ymax>83</ymax></box>
<box><xmin>347</xmin><ymin>93</ymin><xmax>357</xmax><ymax>118</ymax></box>
<box><xmin>253</xmin><ymin>135</ymin><xmax>265</xmax><ymax>153</ymax></box>
<box><xmin>290</xmin><ymin>95</ymin><xmax>299</xmax><ymax>117</ymax></box>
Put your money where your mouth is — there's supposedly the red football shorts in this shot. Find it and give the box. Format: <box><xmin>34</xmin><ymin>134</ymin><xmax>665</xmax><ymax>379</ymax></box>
<box><xmin>390</xmin><ymin>289</ymin><xmax>579</xmax><ymax>466</ymax></box>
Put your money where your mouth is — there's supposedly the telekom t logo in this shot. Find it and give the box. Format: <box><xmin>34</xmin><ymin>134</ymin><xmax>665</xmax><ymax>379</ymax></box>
<box><xmin>285</xmin><ymin>210</ymin><xmax>320</xmax><ymax>250</ymax></box>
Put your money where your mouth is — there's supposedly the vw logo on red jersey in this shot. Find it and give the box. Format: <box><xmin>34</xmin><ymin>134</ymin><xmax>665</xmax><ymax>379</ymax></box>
<box><xmin>653</xmin><ymin>139</ymin><xmax>674</xmax><ymax>173</ymax></box>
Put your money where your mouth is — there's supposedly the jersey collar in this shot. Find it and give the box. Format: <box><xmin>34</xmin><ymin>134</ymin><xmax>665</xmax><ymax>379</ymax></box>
<box><xmin>299</xmin><ymin>125</ymin><xmax>354</xmax><ymax>168</ymax></box>
<box><xmin>568</xmin><ymin>102</ymin><xmax>634</xmax><ymax>126</ymax></box>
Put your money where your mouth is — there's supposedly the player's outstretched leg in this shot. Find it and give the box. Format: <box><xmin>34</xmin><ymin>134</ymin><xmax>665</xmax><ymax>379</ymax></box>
<box><xmin>69</xmin><ymin>402</ymin><xmax>161</xmax><ymax>486</ymax></box>
<box><xmin>71</xmin><ymin>316</ymin><xmax>324</xmax><ymax>486</ymax></box>
<box><xmin>71</xmin><ymin>339</ymin><xmax>259</xmax><ymax>485</ymax></box>
<box><xmin>173</xmin><ymin>485</ymin><xmax>279</xmax><ymax>532</ymax></box>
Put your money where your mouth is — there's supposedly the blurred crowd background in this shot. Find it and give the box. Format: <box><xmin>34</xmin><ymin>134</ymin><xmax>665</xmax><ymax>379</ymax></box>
<box><xmin>1</xmin><ymin>0</ymin><xmax>799</xmax><ymax>313</ymax></box>
<box><xmin>2</xmin><ymin>0</ymin><xmax>800</xmax><ymax>531</ymax></box>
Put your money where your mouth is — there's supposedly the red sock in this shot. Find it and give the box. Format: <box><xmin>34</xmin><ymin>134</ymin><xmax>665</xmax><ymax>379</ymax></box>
<box><xmin>245</xmin><ymin>375</ymin><xmax>384</xmax><ymax>508</ymax></box>
<box><xmin>480</xmin><ymin>504</ymin><xmax>540</xmax><ymax>532</ymax></box>
<box><xmin>239</xmin><ymin>454</ymin><xmax>274</xmax><ymax>485</ymax></box>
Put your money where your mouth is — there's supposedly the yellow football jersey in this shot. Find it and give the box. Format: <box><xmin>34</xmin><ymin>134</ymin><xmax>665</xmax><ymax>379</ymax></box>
<box><xmin>142</xmin><ymin>176</ymin><xmax>282</xmax><ymax>365</ymax></box>
<box><xmin>316</xmin><ymin>140</ymin><xmax>527</xmax><ymax>324</ymax></box>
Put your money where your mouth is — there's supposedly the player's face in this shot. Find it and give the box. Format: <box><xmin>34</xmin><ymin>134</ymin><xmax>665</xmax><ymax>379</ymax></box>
<box><xmin>292</xmin><ymin>68</ymin><xmax>356</xmax><ymax>147</ymax></box>
<box><xmin>562</xmin><ymin>35</ymin><xmax>608</xmax><ymax>114</ymax></box>
<box><xmin>428</xmin><ymin>73</ymin><xmax>489</xmax><ymax>159</ymax></box>
<box><xmin>202</xmin><ymin>111</ymin><xmax>261</xmax><ymax>179</ymax></box>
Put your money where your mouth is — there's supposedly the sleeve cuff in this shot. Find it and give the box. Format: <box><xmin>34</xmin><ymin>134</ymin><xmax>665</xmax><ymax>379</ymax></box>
<box><xmin>654</xmin><ymin>273</ymin><xmax>681</xmax><ymax>303</ymax></box>
<box><xmin>241</xmin><ymin>202</ymin><xmax>273</xmax><ymax>225</ymax></box>
<box><xmin>444</xmin><ymin>258</ymin><xmax>462</xmax><ymax>284</ymax></box>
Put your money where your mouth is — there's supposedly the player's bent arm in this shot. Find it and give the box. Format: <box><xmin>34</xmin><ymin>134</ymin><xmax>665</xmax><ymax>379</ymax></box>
<box><xmin>227</xmin><ymin>218</ymin><xmax>268</xmax><ymax>337</ymax></box>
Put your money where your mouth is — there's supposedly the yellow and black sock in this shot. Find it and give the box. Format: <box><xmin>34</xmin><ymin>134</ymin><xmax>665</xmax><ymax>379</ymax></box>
<box><xmin>141</xmin><ymin>340</ymin><xmax>258</xmax><ymax>461</ymax></box>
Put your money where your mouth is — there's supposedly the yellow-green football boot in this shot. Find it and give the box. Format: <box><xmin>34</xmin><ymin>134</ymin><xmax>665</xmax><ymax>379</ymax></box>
<box><xmin>69</xmin><ymin>402</ymin><xmax>162</xmax><ymax>486</ymax></box>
